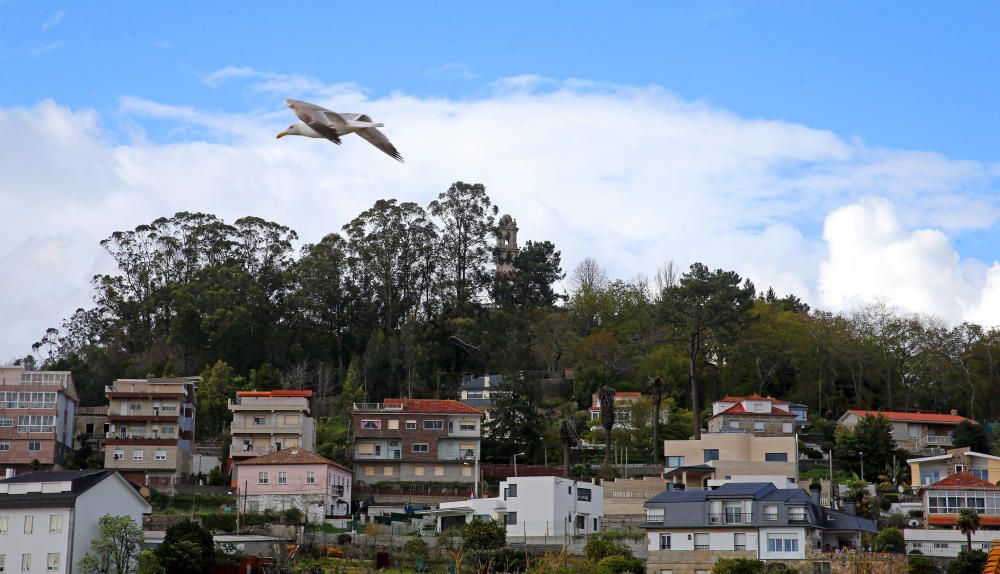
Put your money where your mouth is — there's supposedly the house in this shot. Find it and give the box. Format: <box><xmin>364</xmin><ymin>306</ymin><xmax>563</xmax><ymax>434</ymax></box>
<box><xmin>228</xmin><ymin>390</ymin><xmax>316</xmax><ymax>460</ymax></box>
<box><xmin>663</xmin><ymin>434</ymin><xmax>799</xmax><ymax>490</ymax></box>
<box><xmin>908</xmin><ymin>447</ymin><xmax>1000</xmax><ymax>485</ymax></box>
<box><xmin>73</xmin><ymin>406</ymin><xmax>109</xmax><ymax>456</ymax></box>
<box><xmin>428</xmin><ymin>476</ymin><xmax>603</xmax><ymax>538</ymax></box>
<box><xmin>351</xmin><ymin>399</ymin><xmax>483</xmax><ymax>485</ymax></box>
<box><xmin>103</xmin><ymin>377</ymin><xmax>197</xmax><ymax>491</ymax></box>
<box><xmin>458</xmin><ymin>374</ymin><xmax>505</xmax><ymax>422</ymax></box>
<box><xmin>0</xmin><ymin>367</ymin><xmax>78</xmax><ymax>476</ymax></box>
<box><xmin>603</xmin><ymin>477</ymin><xmax>669</xmax><ymax>523</ymax></box>
<box><xmin>919</xmin><ymin>471</ymin><xmax>1000</xmax><ymax>529</ymax></box>
<box><xmin>837</xmin><ymin>409</ymin><xmax>972</xmax><ymax>454</ymax></box>
<box><xmin>904</xmin><ymin>528</ymin><xmax>996</xmax><ymax>557</ymax></box>
<box><xmin>642</xmin><ymin>482</ymin><xmax>877</xmax><ymax>574</ymax></box>
<box><xmin>234</xmin><ymin>448</ymin><xmax>352</xmax><ymax>521</ymax></box>
<box><xmin>0</xmin><ymin>469</ymin><xmax>151</xmax><ymax>574</ymax></box>
<box><xmin>706</xmin><ymin>395</ymin><xmax>803</xmax><ymax>436</ymax></box>
<box><xmin>589</xmin><ymin>391</ymin><xmax>644</xmax><ymax>429</ymax></box>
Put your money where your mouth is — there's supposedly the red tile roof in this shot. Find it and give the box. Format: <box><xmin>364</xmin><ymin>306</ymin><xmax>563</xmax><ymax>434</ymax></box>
<box><xmin>923</xmin><ymin>471</ymin><xmax>1000</xmax><ymax>490</ymax></box>
<box><xmin>236</xmin><ymin>390</ymin><xmax>313</xmax><ymax>397</ymax></box>
<box><xmin>235</xmin><ymin>447</ymin><xmax>351</xmax><ymax>472</ymax></box>
<box><xmin>382</xmin><ymin>398</ymin><xmax>483</xmax><ymax>415</ymax></box>
<box><xmin>713</xmin><ymin>403</ymin><xmax>793</xmax><ymax>417</ymax></box>
<box><xmin>844</xmin><ymin>410</ymin><xmax>973</xmax><ymax>424</ymax></box>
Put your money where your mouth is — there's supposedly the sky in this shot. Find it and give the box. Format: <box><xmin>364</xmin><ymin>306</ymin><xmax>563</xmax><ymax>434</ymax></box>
<box><xmin>2</xmin><ymin>1</ymin><xmax>1000</xmax><ymax>359</ymax></box>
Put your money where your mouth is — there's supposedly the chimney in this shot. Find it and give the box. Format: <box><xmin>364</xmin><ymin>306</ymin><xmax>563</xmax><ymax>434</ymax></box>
<box><xmin>809</xmin><ymin>482</ymin><xmax>822</xmax><ymax>507</ymax></box>
<box><xmin>843</xmin><ymin>498</ymin><xmax>856</xmax><ymax>515</ymax></box>
<box><xmin>950</xmin><ymin>409</ymin><xmax>959</xmax><ymax>416</ymax></box>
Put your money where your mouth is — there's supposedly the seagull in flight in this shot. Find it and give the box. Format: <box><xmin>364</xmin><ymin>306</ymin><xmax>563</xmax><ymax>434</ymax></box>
<box><xmin>276</xmin><ymin>99</ymin><xmax>404</xmax><ymax>163</ymax></box>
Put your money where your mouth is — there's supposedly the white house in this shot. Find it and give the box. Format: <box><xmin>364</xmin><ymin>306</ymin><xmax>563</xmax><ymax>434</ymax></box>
<box><xmin>904</xmin><ymin>528</ymin><xmax>998</xmax><ymax>557</ymax></box>
<box><xmin>428</xmin><ymin>476</ymin><xmax>603</xmax><ymax>538</ymax></box>
<box><xmin>0</xmin><ymin>469</ymin><xmax>151</xmax><ymax>574</ymax></box>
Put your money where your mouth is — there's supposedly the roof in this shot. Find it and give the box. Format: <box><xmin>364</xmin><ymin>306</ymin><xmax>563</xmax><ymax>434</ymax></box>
<box><xmin>382</xmin><ymin>398</ymin><xmax>483</xmax><ymax>415</ymax></box>
<box><xmin>235</xmin><ymin>448</ymin><xmax>351</xmax><ymax>472</ymax></box>
<box><xmin>460</xmin><ymin>398</ymin><xmax>494</xmax><ymax>408</ymax></box>
<box><xmin>842</xmin><ymin>410</ymin><xmax>973</xmax><ymax>424</ymax></box>
<box><xmin>711</xmin><ymin>403</ymin><xmax>793</xmax><ymax>417</ymax></box>
<box><xmin>460</xmin><ymin>374</ymin><xmax>505</xmax><ymax>391</ymax></box>
<box><xmin>922</xmin><ymin>471</ymin><xmax>1000</xmax><ymax>490</ymax></box>
<box><xmin>236</xmin><ymin>390</ymin><xmax>312</xmax><ymax>397</ymax></box>
<box><xmin>823</xmin><ymin>508</ymin><xmax>878</xmax><ymax>533</ymax></box>
<box><xmin>0</xmin><ymin>470</ymin><xmax>139</xmax><ymax>510</ymax></box>
<box><xmin>645</xmin><ymin>482</ymin><xmax>778</xmax><ymax>504</ymax></box>
<box><xmin>663</xmin><ymin>465</ymin><xmax>716</xmax><ymax>479</ymax></box>
<box><xmin>719</xmin><ymin>394</ymin><xmax>790</xmax><ymax>405</ymax></box>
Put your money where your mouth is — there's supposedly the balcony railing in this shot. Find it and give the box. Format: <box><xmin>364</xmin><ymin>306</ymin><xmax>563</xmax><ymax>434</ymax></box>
<box><xmin>709</xmin><ymin>513</ymin><xmax>753</xmax><ymax>525</ymax></box>
<box><xmin>915</xmin><ymin>433</ymin><xmax>954</xmax><ymax>450</ymax></box>
<box><xmin>353</xmin><ymin>402</ymin><xmax>403</xmax><ymax>412</ymax></box>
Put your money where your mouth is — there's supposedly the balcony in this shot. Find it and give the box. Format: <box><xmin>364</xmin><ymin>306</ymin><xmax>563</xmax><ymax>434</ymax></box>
<box><xmin>915</xmin><ymin>433</ymin><xmax>954</xmax><ymax>451</ymax></box>
<box><xmin>230</xmin><ymin>421</ymin><xmax>304</xmax><ymax>433</ymax></box>
<box><xmin>353</xmin><ymin>402</ymin><xmax>403</xmax><ymax>412</ymax></box>
<box><xmin>709</xmin><ymin>513</ymin><xmax>753</xmax><ymax>525</ymax></box>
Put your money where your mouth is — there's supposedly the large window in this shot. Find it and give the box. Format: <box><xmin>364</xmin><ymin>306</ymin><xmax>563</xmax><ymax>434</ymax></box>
<box><xmin>1</xmin><ymin>392</ymin><xmax>56</xmax><ymax>409</ymax></box>
<box><xmin>306</xmin><ymin>471</ymin><xmax>316</xmax><ymax>484</ymax></box>
<box><xmin>49</xmin><ymin>514</ymin><xmax>62</xmax><ymax>533</ymax></box>
<box><xmin>47</xmin><ymin>553</ymin><xmax>60</xmax><ymax>572</ymax></box>
<box><xmin>278</xmin><ymin>472</ymin><xmax>288</xmax><ymax>484</ymax></box>
<box><xmin>412</xmin><ymin>443</ymin><xmax>429</xmax><ymax>453</ymax></box>
<box><xmin>0</xmin><ymin>418</ymin><xmax>12</xmax><ymax>427</ymax></box>
<box><xmin>506</xmin><ymin>512</ymin><xmax>517</xmax><ymax>525</ymax></box>
<box><xmin>764</xmin><ymin>452</ymin><xmax>788</xmax><ymax>462</ymax></box>
<box><xmin>659</xmin><ymin>534</ymin><xmax>671</xmax><ymax>550</ymax></box>
<box><xmin>258</xmin><ymin>472</ymin><xmax>269</xmax><ymax>485</ymax></box>
<box><xmin>360</xmin><ymin>420</ymin><xmax>381</xmax><ymax>430</ymax></box>
<box><xmin>423</xmin><ymin>420</ymin><xmax>444</xmax><ymax>430</ymax></box>
<box><xmin>666</xmin><ymin>456</ymin><xmax>685</xmax><ymax>467</ymax></box>
<box><xmin>460</xmin><ymin>420</ymin><xmax>477</xmax><ymax>431</ymax></box>
<box><xmin>703</xmin><ymin>449</ymin><xmax>720</xmax><ymax>463</ymax></box>
<box><xmin>506</xmin><ymin>484</ymin><xmax>518</xmax><ymax>498</ymax></box>
<box><xmin>28</xmin><ymin>441</ymin><xmax>40</xmax><ymax>451</ymax></box>
<box><xmin>928</xmin><ymin>492</ymin><xmax>995</xmax><ymax>514</ymax></box>
<box><xmin>577</xmin><ymin>488</ymin><xmax>592</xmax><ymax>502</ymax></box>
<box><xmin>767</xmin><ymin>535</ymin><xmax>799</xmax><ymax>553</ymax></box>
<box><xmin>0</xmin><ymin>442</ymin><xmax>9</xmax><ymax>452</ymax></box>
<box><xmin>16</xmin><ymin>415</ymin><xmax>55</xmax><ymax>433</ymax></box>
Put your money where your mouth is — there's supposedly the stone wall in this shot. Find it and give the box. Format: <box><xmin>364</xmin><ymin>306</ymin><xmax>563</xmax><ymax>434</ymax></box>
<box><xmin>247</xmin><ymin>493</ymin><xmax>327</xmax><ymax>523</ymax></box>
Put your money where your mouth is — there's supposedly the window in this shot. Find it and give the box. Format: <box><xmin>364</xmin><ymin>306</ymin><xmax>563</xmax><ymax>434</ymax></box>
<box><xmin>577</xmin><ymin>487</ymin><xmax>592</xmax><ymax>502</ymax></box>
<box><xmin>46</xmin><ymin>553</ymin><xmax>59</xmax><ymax>572</ymax></box>
<box><xmin>0</xmin><ymin>516</ymin><xmax>7</xmax><ymax>534</ymax></box>
<box><xmin>364</xmin><ymin>467</ymin><xmax>375</xmax><ymax>477</ymax></box>
<box><xmin>20</xmin><ymin>554</ymin><xmax>29</xmax><ymax>573</ymax></box>
<box><xmin>956</xmin><ymin>464</ymin><xmax>965</xmax><ymax>473</ymax></box>
<box><xmin>658</xmin><ymin>533</ymin><xmax>671</xmax><ymax>550</ymax></box>
<box><xmin>48</xmin><ymin>515</ymin><xmax>61</xmax><ymax>533</ymax></box>
<box><xmin>133</xmin><ymin>450</ymin><xmax>144</xmax><ymax>461</ymax></box>
<box><xmin>113</xmin><ymin>449</ymin><xmax>124</xmax><ymax>460</ymax></box>
<box><xmin>23</xmin><ymin>515</ymin><xmax>32</xmax><ymax>534</ymax></box>
<box><xmin>384</xmin><ymin>467</ymin><xmax>394</xmax><ymax>476</ymax></box>
<box><xmin>728</xmin><ymin>420</ymin><xmax>740</xmax><ymax>429</ymax></box>
<box><xmin>360</xmin><ymin>420</ymin><xmax>381</xmax><ymax>430</ymax></box>
<box><xmin>694</xmin><ymin>533</ymin><xmax>709</xmax><ymax>550</ymax></box>
<box><xmin>789</xmin><ymin>507</ymin><xmax>807</xmax><ymax>521</ymax></box>
<box><xmin>765</xmin><ymin>452</ymin><xmax>788</xmax><ymax>462</ymax></box>
<box><xmin>460</xmin><ymin>420</ymin><xmax>477</xmax><ymax>431</ymax></box>
<box><xmin>412</xmin><ymin>443</ymin><xmax>429</xmax><ymax>453</ymax></box>
<box><xmin>258</xmin><ymin>471</ymin><xmax>269</xmax><ymax>485</ymax></box>
<box><xmin>973</xmin><ymin>468</ymin><xmax>989</xmax><ymax>481</ymax></box>
<box><xmin>666</xmin><ymin>456</ymin><xmax>685</xmax><ymax>467</ymax></box>
<box><xmin>767</xmin><ymin>535</ymin><xmax>799</xmax><ymax>553</ymax></box>
<box><xmin>154</xmin><ymin>450</ymin><xmax>167</xmax><ymax>461</ymax></box>
<box><xmin>387</xmin><ymin>420</ymin><xmax>399</xmax><ymax>430</ymax></box>
<box><xmin>306</xmin><ymin>471</ymin><xmax>316</xmax><ymax>484</ymax></box>
<box><xmin>434</xmin><ymin>466</ymin><xmax>444</xmax><ymax>476</ymax></box>
<box><xmin>459</xmin><ymin>444</ymin><xmax>476</xmax><ymax>458</ymax></box>
<box><xmin>423</xmin><ymin>420</ymin><xmax>444</xmax><ymax>430</ymax></box>
<box><xmin>782</xmin><ymin>422</ymin><xmax>793</xmax><ymax>433</ymax></box>
<box><xmin>506</xmin><ymin>512</ymin><xmax>517</xmax><ymax>525</ymax></box>
<box><xmin>415</xmin><ymin>466</ymin><xmax>425</xmax><ymax>476</ymax></box>
<box><xmin>0</xmin><ymin>418</ymin><xmax>12</xmax><ymax>427</ymax></box>
<box><xmin>27</xmin><ymin>441</ymin><xmax>40</xmax><ymax>452</ymax></box>
<box><xmin>0</xmin><ymin>442</ymin><xmax>8</xmax><ymax>452</ymax></box>
<box><xmin>278</xmin><ymin>472</ymin><xmax>288</xmax><ymax>484</ymax></box>
<box><xmin>646</xmin><ymin>508</ymin><xmax>664</xmax><ymax>522</ymax></box>
<box><xmin>934</xmin><ymin>543</ymin><xmax>950</xmax><ymax>549</ymax></box>
<box><xmin>754</xmin><ymin>421</ymin><xmax>765</xmax><ymax>431</ymax></box>
<box><xmin>703</xmin><ymin>449</ymin><xmax>720</xmax><ymax>463</ymax></box>
<box><xmin>734</xmin><ymin>533</ymin><xmax>747</xmax><ymax>551</ymax></box>
<box><xmin>405</xmin><ymin>420</ymin><xmax>417</xmax><ymax>430</ymax></box>
<box><xmin>357</xmin><ymin>443</ymin><xmax>375</xmax><ymax>455</ymax></box>
<box><xmin>508</xmin><ymin>483</ymin><xmax>518</xmax><ymax>497</ymax></box>
<box><xmin>660</xmin><ymin>571</ymin><xmax>673</xmax><ymax>574</ymax></box>
<box><xmin>764</xmin><ymin>504</ymin><xmax>778</xmax><ymax>520</ymax></box>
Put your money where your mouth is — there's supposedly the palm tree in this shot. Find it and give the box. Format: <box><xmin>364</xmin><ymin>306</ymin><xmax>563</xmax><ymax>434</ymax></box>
<box><xmin>559</xmin><ymin>419</ymin><xmax>578</xmax><ymax>476</ymax></box>
<box><xmin>599</xmin><ymin>386</ymin><xmax>617</xmax><ymax>466</ymax></box>
<box><xmin>648</xmin><ymin>377</ymin><xmax>663</xmax><ymax>463</ymax></box>
<box><xmin>957</xmin><ymin>507</ymin><xmax>981</xmax><ymax>551</ymax></box>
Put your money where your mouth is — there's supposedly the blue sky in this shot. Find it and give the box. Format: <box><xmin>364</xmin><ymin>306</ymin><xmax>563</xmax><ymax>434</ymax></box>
<box><xmin>3</xmin><ymin>1</ymin><xmax>1000</xmax><ymax>358</ymax></box>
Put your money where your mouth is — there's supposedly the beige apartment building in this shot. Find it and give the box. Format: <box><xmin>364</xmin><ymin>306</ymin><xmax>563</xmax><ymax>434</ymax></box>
<box><xmin>228</xmin><ymin>390</ymin><xmax>316</xmax><ymax>460</ymax></box>
<box><xmin>663</xmin><ymin>433</ymin><xmax>798</xmax><ymax>490</ymax></box>
<box><xmin>0</xmin><ymin>367</ymin><xmax>78</xmax><ymax>476</ymax></box>
<box><xmin>103</xmin><ymin>377</ymin><xmax>196</xmax><ymax>491</ymax></box>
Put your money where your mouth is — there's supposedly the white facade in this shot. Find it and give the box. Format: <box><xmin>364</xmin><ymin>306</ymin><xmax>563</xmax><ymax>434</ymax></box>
<box><xmin>904</xmin><ymin>528</ymin><xmax>1000</xmax><ymax>557</ymax></box>
<box><xmin>0</xmin><ymin>470</ymin><xmax>151</xmax><ymax>574</ymax></box>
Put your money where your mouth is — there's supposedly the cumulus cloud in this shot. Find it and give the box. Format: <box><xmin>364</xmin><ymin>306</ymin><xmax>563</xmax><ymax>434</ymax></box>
<box><xmin>2</xmin><ymin>72</ymin><xmax>1000</xmax><ymax>358</ymax></box>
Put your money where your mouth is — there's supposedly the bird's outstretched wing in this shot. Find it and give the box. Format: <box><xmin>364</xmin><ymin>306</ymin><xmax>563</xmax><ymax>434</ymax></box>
<box><xmin>286</xmin><ymin>99</ymin><xmax>344</xmax><ymax>145</ymax></box>
<box><xmin>356</xmin><ymin>127</ymin><xmax>404</xmax><ymax>163</ymax></box>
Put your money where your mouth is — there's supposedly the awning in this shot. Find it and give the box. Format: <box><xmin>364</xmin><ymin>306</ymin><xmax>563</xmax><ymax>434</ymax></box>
<box><xmin>664</xmin><ymin>464</ymin><xmax>716</xmax><ymax>478</ymax></box>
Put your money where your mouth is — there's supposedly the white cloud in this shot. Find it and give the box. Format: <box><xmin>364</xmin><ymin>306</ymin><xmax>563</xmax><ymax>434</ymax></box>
<box><xmin>41</xmin><ymin>10</ymin><xmax>64</xmax><ymax>31</ymax></box>
<box><xmin>425</xmin><ymin>63</ymin><xmax>476</xmax><ymax>79</ymax></box>
<box><xmin>2</xmin><ymin>73</ymin><xmax>1000</xmax><ymax>359</ymax></box>
<box><xmin>31</xmin><ymin>40</ymin><xmax>63</xmax><ymax>56</ymax></box>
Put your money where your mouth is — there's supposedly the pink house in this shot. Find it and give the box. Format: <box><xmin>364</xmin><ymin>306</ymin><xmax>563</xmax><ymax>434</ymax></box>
<box><xmin>234</xmin><ymin>448</ymin><xmax>352</xmax><ymax>521</ymax></box>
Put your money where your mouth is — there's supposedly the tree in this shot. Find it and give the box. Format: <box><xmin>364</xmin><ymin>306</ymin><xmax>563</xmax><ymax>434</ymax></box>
<box><xmin>947</xmin><ymin>549</ymin><xmax>987</xmax><ymax>574</ymax></box>
<box><xmin>712</xmin><ymin>558</ymin><xmax>766</xmax><ymax>574</ymax></box>
<box><xmin>135</xmin><ymin>550</ymin><xmax>164</xmax><ymax>574</ymax></box>
<box><xmin>485</xmin><ymin>376</ymin><xmax>545</xmax><ymax>459</ymax></box>
<box><xmin>874</xmin><ymin>527</ymin><xmax>904</xmax><ymax>552</ymax></box>
<box><xmin>155</xmin><ymin>519</ymin><xmax>215</xmax><ymax>574</ymax></box>
<box><xmin>77</xmin><ymin>514</ymin><xmax>144</xmax><ymax>574</ymax></box>
<box><xmin>569</xmin><ymin>257</ymin><xmax>608</xmax><ymax>293</ymax></box>
<box><xmin>953</xmin><ymin>421</ymin><xmax>991</xmax><ymax>454</ymax></box>
<box><xmin>559</xmin><ymin>418</ymin><xmax>578</xmax><ymax>476</ymax></box>
<box><xmin>648</xmin><ymin>376</ymin><xmax>663</xmax><ymax>463</ymax></box>
<box><xmin>195</xmin><ymin>360</ymin><xmax>242</xmax><ymax>438</ymax></box>
<box><xmin>599</xmin><ymin>386</ymin><xmax>617</xmax><ymax>466</ymax></box>
<box><xmin>427</xmin><ymin>181</ymin><xmax>498</xmax><ymax>311</ymax></box>
<box><xmin>493</xmin><ymin>240</ymin><xmax>564</xmax><ymax>309</ymax></box>
<box><xmin>834</xmin><ymin>414</ymin><xmax>896</xmax><ymax>479</ymax></box>
<box><xmin>461</xmin><ymin>518</ymin><xmax>506</xmax><ymax>551</ymax></box>
<box><xmin>957</xmin><ymin>507</ymin><xmax>981</xmax><ymax>551</ymax></box>
<box><xmin>908</xmin><ymin>555</ymin><xmax>939</xmax><ymax>574</ymax></box>
<box><xmin>659</xmin><ymin>263</ymin><xmax>756</xmax><ymax>439</ymax></box>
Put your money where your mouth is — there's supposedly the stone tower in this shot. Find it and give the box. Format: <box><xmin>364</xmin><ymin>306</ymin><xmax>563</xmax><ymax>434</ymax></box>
<box><xmin>496</xmin><ymin>214</ymin><xmax>519</xmax><ymax>274</ymax></box>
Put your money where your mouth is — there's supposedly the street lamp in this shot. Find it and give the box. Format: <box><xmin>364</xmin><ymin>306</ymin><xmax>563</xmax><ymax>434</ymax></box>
<box><xmin>513</xmin><ymin>452</ymin><xmax>525</xmax><ymax>477</ymax></box>
<box><xmin>463</xmin><ymin>450</ymin><xmax>480</xmax><ymax>498</ymax></box>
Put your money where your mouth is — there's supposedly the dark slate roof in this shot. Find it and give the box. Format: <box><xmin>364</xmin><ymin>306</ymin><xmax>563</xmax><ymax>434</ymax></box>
<box><xmin>460</xmin><ymin>374</ymin><xmax>504</xmax><ymax>391</ymax></box>
<box><xmin>760</xmin><ymin>489</ymin><xmax>811</xmax><ymax>502</ymax></box>
<box><xmin>0</xmin><ymin>469</ymin><xmax>117</xmax><ymax>510</ymax></box>
<box><xmin>645</xmin><ymin>482</ymin><xmax>778</xmax><ymax>504</ymax></box>
<box><xmin>663</xmin><ymin>464</ymin><xmax>715</xmax><ymax>478</ymax></box>
<box><xmin>460</xmin><ymin>398</ymin><xmax>494</xmax><ymax>407</ymax></box>
<box><xmin>820</xmin><ymin>507</ymin><xmax>878</xmax><ymax>533</ymax></box>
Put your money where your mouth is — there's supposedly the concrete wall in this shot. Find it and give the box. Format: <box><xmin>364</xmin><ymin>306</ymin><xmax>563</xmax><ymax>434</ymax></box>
<box><xmin>72</xmin><ymin>474</ymin><xmax>150</xmax><ymax>572</ymax></box>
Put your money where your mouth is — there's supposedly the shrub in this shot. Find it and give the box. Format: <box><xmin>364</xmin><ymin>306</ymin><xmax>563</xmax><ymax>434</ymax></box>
<box><xmin>764</xmin><ymin>564</ymin><xmax>797</xmax><ymax>574</ymax></box>
<box><xmin>584</xmin><ymin>538</ymin><xmax>632</xmax><ymax>563</ymax></box>
<box><xmin>595</xmin><ymin>555</ymin><xmax>643</xmax><ymax>574</ymax></box>
<box><xmin>403</xmin><ymin>537</ymin><xmax>429</xmax><ymax>560</ymax></box>
<box><xmin>282</xmin><ymin>507</ymin><xmax>303</xmax><ymax>524</ymax></box>
<box><xmin>947</xmin><ymin>550</ymin><xmax>987</xmax><ymax>574</ymax></box>
<box><xmin>461</xmin><ymin>518</ymin><xmax>506</xmax><ymax>551</ymax></box>
<box><xmin>909</xmin><ymin>555</ymin><xmax>938</xmax><ymax>574</ymax></box>
<box><xmin>466</xmin><ymin>548</ymin><xmax>528</xmax><ymax>573</ymax></box>
<box><xmin>199</xmin><ymin>513</ymin><xmax>236</xmax><ymax>532</ymax></box>
<box><xmin>875</xmin><ymin>527</ymin><xmax>904</xmax><ymax>552</ymax></box>
<box><xmin>712</xmin><ymin>558</ymin><xmax>766</xmax><ymax>574</ymax></box>
<box><xmin>909</xmin><ymin>510</ymin><xmax>924</xmax><ymax>518</ymax></box>
<box><xmin>336</xmin><ymin>533</ymin><xmax>352</xmax><ymax>545</ymax></box>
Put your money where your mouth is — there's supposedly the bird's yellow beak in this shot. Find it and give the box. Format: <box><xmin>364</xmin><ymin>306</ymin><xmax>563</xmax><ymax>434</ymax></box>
<box><xmin>276</xmin><ymin>131</ymin><xmax>289</xmax><ymax>139</ymax></box>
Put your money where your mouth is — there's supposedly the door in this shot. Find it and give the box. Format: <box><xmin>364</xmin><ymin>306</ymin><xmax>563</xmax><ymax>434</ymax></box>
<box><xmin>120</xmin><ymin>403</ymin><xmax>128</xmax><ymax>416</ymax></box>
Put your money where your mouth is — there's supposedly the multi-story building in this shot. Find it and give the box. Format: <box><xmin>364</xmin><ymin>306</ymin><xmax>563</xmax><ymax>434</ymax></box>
<box><xmin>103</xmin><ymin>377</ymin><xmax>196</xmax><ymax>491</ymax></box>
<box><xmin>919</xmin><ymin>471</ymin><xmax>1000</xmax><ymax>529</ymax></box>
<box><xmin>0</xmin><ymin>367</ymin><xmax>78</xmax><ymax>476</ymax></box>
<box><xmin>458</xmin><ymin>374</ymin><xmax>505</xmax><ymax>422</ymax></box>
<box><xmin>234</xmin><ymin>448</ymin><xmax>352</xmax><ymax>521</ymax></box>
<box><xmin>663</xmin><ymin>433</ymin><xmax>799</xmax><ymax>490</ymax></box>
<box><xmin>0</xmin><ymin>469</ymin><xmax>151</xmax><ymax>574</ymax></box>
<box><xmin>228</xmin><ymin>390</ymin><xmax>316</xmax><ymax>460</ymax></box>
<box><xmin>642</xmin><ymin>482</ymin><xmax>877</xmax><ymax>574</ymax></box>
<box><xmin>431</xmin><ymin>476</ymin><xmax>604</xmax><ymax>537</ymax></box>
<box><xmin>73</xmin><ymin>405</ymin><xmax>109</xmax><ymax>456</ymax></box>
<box><xmin>909</xmin><ymin>447</ymin><xmax>1000</xmax><ymax>486</ymax></box>
<box><xmin>589</xmin><ymin>391</ymin><xmax>643</xmax><ymax>430</ymax></box>
<box><xmin>706</xmin><ymin>395</ymin><xmax>802</xmax><ymax>436</ymax></box>
<box><xmin>351</xmin><ymin>399</ymin><xmax>483</xmax><ymax>485</ymax></box>
<box><xmin>837</xmin><ymin>409</ymin><xmax>972</xmax><ymax>454</ymax></box>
